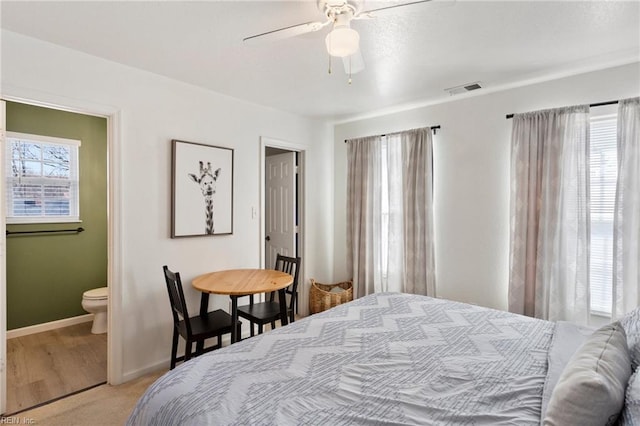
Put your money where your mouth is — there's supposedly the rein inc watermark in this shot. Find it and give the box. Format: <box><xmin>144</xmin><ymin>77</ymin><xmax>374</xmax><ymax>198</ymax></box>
<box><xmin>0</xmin><ymin>417</ymin><xmax>35</xmax><ymax>425</ymax></box>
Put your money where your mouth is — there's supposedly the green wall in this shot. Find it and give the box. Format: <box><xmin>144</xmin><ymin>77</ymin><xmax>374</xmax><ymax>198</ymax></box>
<box><xmin>6</xmin><ymin>101</ymin><xmax>107</xmax><ymax>330</ymax></box>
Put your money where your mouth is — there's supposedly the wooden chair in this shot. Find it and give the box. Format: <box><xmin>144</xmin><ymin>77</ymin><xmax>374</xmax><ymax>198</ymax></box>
<box><xmin>237</xmin><ymin>254</ymin><xmax>301</xmax><ymax>337</ymax></box>
<box><xmin>163</xmin><ymin>265</ymin><xmax>241</xmax><ymax>369</ymax></box>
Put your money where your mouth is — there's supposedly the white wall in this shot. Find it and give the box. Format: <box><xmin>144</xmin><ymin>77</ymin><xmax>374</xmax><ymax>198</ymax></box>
<box><xmin>333</xmin><ymin>62</ymin><xmax>640</xmax><ymax>311</ymax></box>
<box><xmin>1</xmin><ymin>30</ymin><xmax>334</xmax><ymax>381</ymax></box>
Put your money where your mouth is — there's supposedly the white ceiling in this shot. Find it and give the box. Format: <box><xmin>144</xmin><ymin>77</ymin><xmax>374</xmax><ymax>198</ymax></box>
<box><xmin>2</xmin><ymin>1</ymin><xmax>639</xmax><ymax>122</ymax></box>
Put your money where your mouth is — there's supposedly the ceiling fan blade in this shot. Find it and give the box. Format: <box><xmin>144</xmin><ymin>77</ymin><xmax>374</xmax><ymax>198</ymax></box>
<box><xmin>243</xmin><ymin>20</ymin><xmax>330</xmax><ymax>45</ymax></box>
<box><xmin>342</xmin><ymin>49</ymin><xmax>365</xmax><ymax>75</ymax></box>
<box><xmin>360</xmin><ymin>0</ymin><xmax>434</xmax><ymax>17</ymax></box>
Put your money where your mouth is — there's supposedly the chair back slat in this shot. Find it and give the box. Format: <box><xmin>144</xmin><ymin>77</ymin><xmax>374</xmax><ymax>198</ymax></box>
<box><xmin>163</xmin><ymin>265</ymin><xmax>192</xmax><ymax>335</ymax></box>
<box><xmin>272</xmin><ymin>254</ymin><xmax>301</xmax><ymax>313</ymax></box>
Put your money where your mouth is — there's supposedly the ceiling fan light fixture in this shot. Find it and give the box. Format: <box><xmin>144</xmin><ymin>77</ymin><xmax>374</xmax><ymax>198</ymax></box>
<box><xmin>325</xmin><ymin>26</ymin><xmax>360</xmax><ymax>57</ymax></box>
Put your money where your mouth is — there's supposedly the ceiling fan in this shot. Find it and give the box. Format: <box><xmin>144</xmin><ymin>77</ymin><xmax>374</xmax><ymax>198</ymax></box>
<box><xmin>243</xmin><ymin>0</ymin><xmax>434</xmax><ymax>82</ymax></box>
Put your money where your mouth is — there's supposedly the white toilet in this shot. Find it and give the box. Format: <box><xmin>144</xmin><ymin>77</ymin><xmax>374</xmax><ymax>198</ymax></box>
<box><xmin>82</xmin><ymin>287</ymin><xmax>108</xmax><ymax>334</ymax></box>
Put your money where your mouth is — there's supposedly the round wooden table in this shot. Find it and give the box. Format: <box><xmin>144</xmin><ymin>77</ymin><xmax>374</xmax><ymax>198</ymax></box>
<box><xmin>192</xmin><ymin>269</ymin><xmax>293</xmax><ymax>343</ymax></box>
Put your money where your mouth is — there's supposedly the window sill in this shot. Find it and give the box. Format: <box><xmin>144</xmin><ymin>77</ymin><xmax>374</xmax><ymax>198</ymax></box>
<box><xmin>590</xmin><ymin>311</ymin><xmax>613</xmax><ymax>328</ymax></box>
<box><xmin>6</xmin><ymin>218</ymin><xmax>82</xmax><ymax>225</ymax></box>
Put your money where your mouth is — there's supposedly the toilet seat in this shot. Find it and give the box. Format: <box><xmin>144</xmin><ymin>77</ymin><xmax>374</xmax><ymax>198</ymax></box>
<box><xmin>83</xmin><ymin>287</ymin><xmax>108</xmax><ymax>300</ymax></box>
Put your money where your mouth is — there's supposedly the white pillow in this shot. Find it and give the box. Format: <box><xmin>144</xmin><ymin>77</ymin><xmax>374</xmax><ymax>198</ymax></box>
<box><xmin>543</xmin><ymin>321</ymin><xmax>632</xmax><ymax>426</ymax></box>
<box><xmin>621</xmin><ymin>307</ymin><xmax>640</xmax><ymax>369</ymax></box>
<box><xmin>619</xmin><ymin>366</ymin><xmax>640</xmax><ymax>425</ymax></box>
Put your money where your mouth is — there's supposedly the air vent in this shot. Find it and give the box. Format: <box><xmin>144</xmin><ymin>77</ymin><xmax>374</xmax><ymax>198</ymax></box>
<box><xmin>445</xmin><ymin>81</ymin><xmax>483</xmax><ymax>96</ymax></box>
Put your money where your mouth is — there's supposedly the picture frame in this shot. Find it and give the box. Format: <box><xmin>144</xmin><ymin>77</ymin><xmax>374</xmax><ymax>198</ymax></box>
<box><xmin>171</xmin><ymin>139</ymin><xmax>233</xmax><ymax>238</ymax></box>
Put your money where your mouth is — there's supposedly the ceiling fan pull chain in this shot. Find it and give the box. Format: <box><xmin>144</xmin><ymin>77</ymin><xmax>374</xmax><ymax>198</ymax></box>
<box><xmin>348</xmin><ymin>55</ymin><xmax>352</xmax><ymax>85</ymax></box>
<box><xmin>328</xmin><ymin>53</ymin><xmax>332</xmax><ymax>74</ymax></box>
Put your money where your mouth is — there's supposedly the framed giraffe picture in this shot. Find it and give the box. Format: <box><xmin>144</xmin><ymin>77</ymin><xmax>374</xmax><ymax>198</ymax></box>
<box><xmin>171</xmin><ymin>139</ymin><xmax>234</xmax><ymax>238</ymax></box>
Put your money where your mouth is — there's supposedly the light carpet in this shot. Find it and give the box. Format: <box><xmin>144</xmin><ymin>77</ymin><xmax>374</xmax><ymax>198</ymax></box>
<box><xmin>4</xmin><ymin>369</ymin><xmax>166</xmax><ymax>425</ymax></box>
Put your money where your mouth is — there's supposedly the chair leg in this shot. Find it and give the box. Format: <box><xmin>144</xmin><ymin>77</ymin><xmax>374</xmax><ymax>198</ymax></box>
<box><xmin>237</xmin><ymin>322</ymin><xmax>242</xmax><ymax>341</ymax></box>
<box><xmin>170</xmin><ymin>329</ymin><xmax>179</xmax><ymax>370</ymax></box>
<box><xmin>258</xmin><ymin>323</ymin><xmax>264</xmax><ymax>335</ymax></box>
<box><xmin>290</xmin><ymin>296</ymin><xmax>297</xmax><ymax>323</ymax></box>
<box><xmin>271</xmin><ymin>320</ymin><xmax>276</xmax><ymax>330</ymax></box>
<box><xmin>250</xmin><ymin>321</ymin><xmax>255</xmax><ymax>337</ymax></box>
<box><xmin>185</xmin><ymin>340</ymin><xmax>193</xmax><ymax>362</ymax></box>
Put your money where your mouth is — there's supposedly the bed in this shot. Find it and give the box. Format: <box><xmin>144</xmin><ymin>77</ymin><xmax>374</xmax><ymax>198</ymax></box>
<box><xmin>127</xmin><ymin>292</ymin><xmax>640</xmax><ymax>425</ymax></box>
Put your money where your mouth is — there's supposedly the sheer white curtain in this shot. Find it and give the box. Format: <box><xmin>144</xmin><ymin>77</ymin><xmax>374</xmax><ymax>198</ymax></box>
<box><xmin>509</xmin><ymin>105</ymin><xmax>591</xmax><ymax>323</ymax></box>
<box><xmin>347</xmin><ymin>127</ymin><xmax>435</xmax><ymax>298</ymax></box>
<box><xmin>612</xmin><ymin>97</ymin><xmax>640</xmax><ymax>319</ymax></box>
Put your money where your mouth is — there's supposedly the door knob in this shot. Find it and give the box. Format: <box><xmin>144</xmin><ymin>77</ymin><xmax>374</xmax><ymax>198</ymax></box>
<box><xmin>265</xmin><ymin>236</ymin><xmax>271</xmax><ymax>241</ymax></box>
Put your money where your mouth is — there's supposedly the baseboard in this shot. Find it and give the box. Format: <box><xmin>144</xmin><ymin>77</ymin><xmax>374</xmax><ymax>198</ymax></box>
<box><xmin>6</xmin><ymin>314</ymin><xmax>93</xmax><ymax>339</ymax></box>
<box><xmin>121</xmin><ymin>328</ymin><xmax>254</xmax><ymax>384</ymax></box>
<box><xmin>121</xmin><ymin>360</ymin><xmax>169</xmax><ymax>384</ymax></box>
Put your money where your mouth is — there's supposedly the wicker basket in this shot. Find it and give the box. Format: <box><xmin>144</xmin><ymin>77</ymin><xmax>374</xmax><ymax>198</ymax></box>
<box><xmin>309</xmin><ymin>279</ymin><xmax>353</xmax><ymax>314</ymax></box>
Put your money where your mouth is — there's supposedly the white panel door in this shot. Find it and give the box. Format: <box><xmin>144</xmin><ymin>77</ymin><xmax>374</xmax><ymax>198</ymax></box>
<box><xmin>265</xmin><ymin>152</ymin><xmax>296</xmax><ymax>269</ymax></box>
<box><xmin>0</xmin><ymin>100</ymin><xmax>6</xmax><ymax>415</ymax></box>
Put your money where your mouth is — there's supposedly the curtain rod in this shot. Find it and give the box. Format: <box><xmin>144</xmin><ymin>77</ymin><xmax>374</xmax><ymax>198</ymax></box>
<box><xmin>505</xmin><ymin>100</ymin><xmax>619</xmax><ymax>119</ymax></box>
<box><xmin>344</xmin><ymin>125</ymin><xmax>440</xmax><ymax>143</ymax></box>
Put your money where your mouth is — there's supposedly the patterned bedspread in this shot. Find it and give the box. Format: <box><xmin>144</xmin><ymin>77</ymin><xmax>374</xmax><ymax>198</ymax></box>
<box><xmin>127</xmin><ymin>293</ymin><xmax>555</xmax><ymax>425</ymax></box>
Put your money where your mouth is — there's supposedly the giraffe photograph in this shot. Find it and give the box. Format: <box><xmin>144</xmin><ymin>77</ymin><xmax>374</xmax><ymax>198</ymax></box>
<box><xmin>171</xmin><ymin>139</ymin><xmax>233</xmax><ymax>238</ymax></box>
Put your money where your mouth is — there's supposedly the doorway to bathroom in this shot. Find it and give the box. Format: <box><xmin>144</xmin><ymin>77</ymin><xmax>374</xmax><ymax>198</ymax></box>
<box><xmin>2</xmin><ymin>101</ymin><xmax>109</xmax><ymax>414</ymax></box>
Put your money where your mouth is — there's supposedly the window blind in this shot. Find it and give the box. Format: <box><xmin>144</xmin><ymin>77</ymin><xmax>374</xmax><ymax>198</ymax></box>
<box><xmin>5</xmin><ymin>132</ymin><xmax>81</xmax><ymax>223</ymax></box>
<box><xmin>589</xmin><ymin>116</ymin><xmax>617</xmax><ymax>315</ymax></box>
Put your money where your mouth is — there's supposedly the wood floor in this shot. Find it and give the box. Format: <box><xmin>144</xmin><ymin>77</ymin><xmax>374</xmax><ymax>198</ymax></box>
<box><xmin>5</xmin><ymin>321</ymin><xmax>107</xmax><ymax>415</ymax></box>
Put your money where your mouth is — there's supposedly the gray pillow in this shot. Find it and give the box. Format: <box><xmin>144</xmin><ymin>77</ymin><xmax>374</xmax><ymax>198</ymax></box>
<box><xmin>619</xmin><ymin>366</ymin><xmax>640</xmax><ymax>425</ymax></box>
<box><xmin>621</xmin><ymin>307</ymin><xmax>640</xmax><ymax>370</ymax></box>
<box><xmin>543</xmin><ymin>321</ymin><xmax>632</xmax><ymax>426</ymax></box>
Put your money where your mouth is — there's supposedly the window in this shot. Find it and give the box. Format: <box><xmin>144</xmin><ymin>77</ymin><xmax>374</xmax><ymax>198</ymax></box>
<box><xmin>378</xmin><ymin>136</ymin><xmax>404</xmax><ymax>282</ymax></box>
<box><xmin>5</xmin><ymin>132</ymin><xmax>81</xmax><ymax>223</ymax></box>
<box><xmin>380</xmin><ymin>138</ymin><xmax>390</xmax><ymax>277</ymax></box>
<box><xmin>589</xmin><ymin>115</ymin><xmax>617</xmax><ymax>316</ymax></box>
